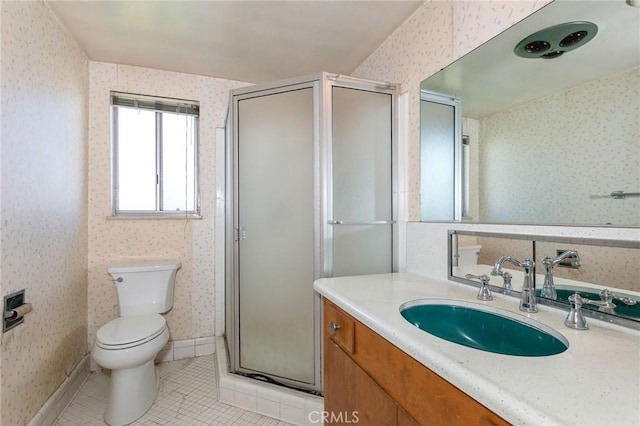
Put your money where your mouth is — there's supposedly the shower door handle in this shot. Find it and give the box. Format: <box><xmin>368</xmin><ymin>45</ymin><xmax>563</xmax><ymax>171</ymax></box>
<box><xmin>328</xmin><ymin>220</ymin><xmax>396</xmax><ymax>225</ymax></box>
<box><xmin>235</xmin><ymin>227</ymin><xmax>247</xmax><ymax>241</ymax></box>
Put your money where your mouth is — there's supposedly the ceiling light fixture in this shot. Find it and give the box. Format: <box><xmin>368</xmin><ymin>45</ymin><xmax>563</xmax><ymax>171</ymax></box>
<box><xmin>514</xmin><ymin>21</ymin><xmax>598</xmax><ymax>59</ymax></box>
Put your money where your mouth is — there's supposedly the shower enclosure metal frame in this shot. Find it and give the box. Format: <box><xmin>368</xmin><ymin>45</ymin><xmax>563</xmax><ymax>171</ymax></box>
<box><xmin>225</xmin><ymin>72</ymin><xmax>398</xmax><ymax>393</ymax></box>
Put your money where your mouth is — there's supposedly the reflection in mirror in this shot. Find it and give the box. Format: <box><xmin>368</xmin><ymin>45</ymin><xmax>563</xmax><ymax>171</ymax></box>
<box><xmin>419</xmin><ymin>91</ymin><xmax>460</xmax><ymax>221</ymax></box>
<box><xmin>421</xmin><ymin>1</ymin><xmax>640</xmax><ymax>225</ymax></box>
<box><xmin>449</xmin><ymin>231</ymin><xmax>640</xmax><ymax>324</ymax></box>
<box><xmin>534</xmin><ymin>241</ymin><xmax>640</xmax><ymax>321</ymax></box>
<box><xmin>451</xmin><ymin>231</ymin><xmax>532</xmax><ymax>293</ymax></box>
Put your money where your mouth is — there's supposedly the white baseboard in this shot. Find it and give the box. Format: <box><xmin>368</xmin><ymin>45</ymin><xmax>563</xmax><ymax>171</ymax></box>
<box><xmin>87</xmin><ymin>336</ymin><xmax>217</xmax><ymax>371</ymax></box>
<box><xmin>27</xmin><ymin>355</ymin><xmax>90</xmax><ymax>426</ymax></box>
<box><xmin>155</xmin><ymin>336</ymin><xmax>216</xmax><ymax>363</ymax></box>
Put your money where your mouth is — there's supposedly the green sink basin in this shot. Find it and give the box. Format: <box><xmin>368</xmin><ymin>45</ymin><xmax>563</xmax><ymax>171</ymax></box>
<box><xmin>400</xmin><ymin>299</ymin><xmax>569</xmax><ymax>357</ymax></box>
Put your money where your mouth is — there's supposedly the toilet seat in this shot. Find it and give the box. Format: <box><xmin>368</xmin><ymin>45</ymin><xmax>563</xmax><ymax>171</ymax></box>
<box><xmin>97</xmin><ymin>314</ymin><xmax>167</xmax><ymax>350</ymax></box>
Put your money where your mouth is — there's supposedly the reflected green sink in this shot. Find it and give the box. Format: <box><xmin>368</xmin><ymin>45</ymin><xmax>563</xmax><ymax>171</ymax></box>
<box><xmin>400</xmin><ymin>299</ymin><xmax>569</xmax><ymax>357</ymax></box>
<box><xmin>536</xmin><ymin>288</ymin><xmax>600</xmax><ymax>301</ymax></box>
<box><xmin>536</xmin><ymin>288</ymin><xmax>640</xmax><ymax>320</ymax></box>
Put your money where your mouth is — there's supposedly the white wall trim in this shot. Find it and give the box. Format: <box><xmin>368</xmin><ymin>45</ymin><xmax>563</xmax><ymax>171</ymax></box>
<box><xmin>27</xmin><ymin>355</ymin><xmax>90</xmax><ymax>426</ymax></box>
<box><xmin>397</xmin><ymin>91</ymin><xmax>409</xmax><ymax>271</ymax></box>
<box><xmin>214</xmin><ymin>127</ymin><xmax>226</xmax><ymax>336</ymax></box>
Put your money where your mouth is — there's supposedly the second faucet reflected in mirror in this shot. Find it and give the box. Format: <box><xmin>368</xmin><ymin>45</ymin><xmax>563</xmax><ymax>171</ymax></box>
<box><xmin>448</xmin><ymin>230</ymin><xmax>640</xmax><ymax>325</ymax></box>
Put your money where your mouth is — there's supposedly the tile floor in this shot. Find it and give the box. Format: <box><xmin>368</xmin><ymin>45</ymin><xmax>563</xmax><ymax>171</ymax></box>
<box><xmin>55</xmin><ymin>356</ymin><xmax>294</xmax><ymax>426</ymax></box>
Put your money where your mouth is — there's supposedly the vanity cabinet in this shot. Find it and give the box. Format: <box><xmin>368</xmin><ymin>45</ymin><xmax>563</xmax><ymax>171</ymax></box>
<box><xmin>323</xmin><ymin>300</ymin><xmax>509</xmax><ymax>426</ymax></box>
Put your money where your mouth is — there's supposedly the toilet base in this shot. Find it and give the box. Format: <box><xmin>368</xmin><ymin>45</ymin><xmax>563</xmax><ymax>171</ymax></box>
<box><xmin>104</xmin><ymin>359</ymin><xmax>159</xmax><ymax>426</ymax></box>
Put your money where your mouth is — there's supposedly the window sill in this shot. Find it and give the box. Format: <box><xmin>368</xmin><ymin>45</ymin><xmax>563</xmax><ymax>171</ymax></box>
<box><xmin>107</xmin><ymin>214</ymin><xmax>203</xmax><ymax>221</ymax></box>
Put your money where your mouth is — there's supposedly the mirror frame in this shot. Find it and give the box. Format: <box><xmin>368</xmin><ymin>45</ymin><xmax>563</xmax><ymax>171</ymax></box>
<box><xmin>448</xmin><ymin>230</ymin><xmax>640</xmax><ymax>331</ymax></box>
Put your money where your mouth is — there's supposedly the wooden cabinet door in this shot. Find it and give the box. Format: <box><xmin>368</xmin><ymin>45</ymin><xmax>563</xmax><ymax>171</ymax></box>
<box><xmin>398</xmin><ymin>408</ymin><xmax>419</xmax><ymax>426</ymax></box>
<box><xmin>325</xmin><ymin>339</ymin><xmax>356</xmax><ymax>424</ymax></box>
<box><xmin>325</xmin><ymin>339</ymin><xmax>397</xmax><ymax>425</ymax></box>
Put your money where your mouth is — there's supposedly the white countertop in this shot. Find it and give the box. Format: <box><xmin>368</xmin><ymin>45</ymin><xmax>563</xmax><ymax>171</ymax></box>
<box><xmin>314</xmin><ymin>272</ymin><xmax>640</xmax><ymax>426</ymax></box>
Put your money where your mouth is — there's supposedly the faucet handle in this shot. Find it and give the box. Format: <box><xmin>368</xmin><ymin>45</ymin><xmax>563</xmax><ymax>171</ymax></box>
<box><xmin>491</xmin><ymin>268</ymin><xmax>513</xmax><ymax>291</ymax></box>
<box><xmin>465</xmin><ymin>274</ymin><xmax>493</xmax><ymax>301</ymax></box>
<box><xmin>565</xmin><ymin>293</ymin><xmax>589</xmax><ymax>330</ymax></box>
<box><xmin>599</xmin><ymin>289</ymin><xmax>615</xmax><ymax>307</ymax></box>
<box><xmin>617</xmin><ymin>296</ymin><xmax>637</xmax><ymax>306</ymax></box>
<box><xmin>575</xmin><ymin>290</ymin><xmax>617</xmax><ymax>314</ymax></box>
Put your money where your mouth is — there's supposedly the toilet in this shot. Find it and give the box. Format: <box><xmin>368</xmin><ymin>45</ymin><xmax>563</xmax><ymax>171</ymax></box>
<box><xmin>458</xmin><ymin>245</ymin><xmax>481</xmax><ymax>266</ymax></box>
<box><xmin>91</xmin><ymin>262</ymin><xmax>181</xmax><ymax>426</ymax></box>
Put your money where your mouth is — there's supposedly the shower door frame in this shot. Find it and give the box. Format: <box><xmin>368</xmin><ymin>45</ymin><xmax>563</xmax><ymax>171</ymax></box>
<box><xmin>321</xmin><ymin>74</ymin><xmax>399</xmax><ymax>278</ymax></box>
<box><xmin>225</xmin><ymin>73</ymin><xmax>398</xmax><ymax>394</ymax></box>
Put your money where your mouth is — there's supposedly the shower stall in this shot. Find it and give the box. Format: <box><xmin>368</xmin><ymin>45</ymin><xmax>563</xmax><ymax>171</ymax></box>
<box><xmin>225</xmin><ymin>73</ymin><xmax>398</xmax><ymax>393</ymax></box>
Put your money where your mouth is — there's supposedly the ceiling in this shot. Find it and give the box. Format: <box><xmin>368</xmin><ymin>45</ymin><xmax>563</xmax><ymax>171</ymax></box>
<box><xmin>421</xmin><ymin>0</ymin><xmax>640</xmax><ymax>118</ymax></box>
<box><xmin>46</xmin><ymin>0</ymin><xmax>423</xmax><ymax>84</ymax></box>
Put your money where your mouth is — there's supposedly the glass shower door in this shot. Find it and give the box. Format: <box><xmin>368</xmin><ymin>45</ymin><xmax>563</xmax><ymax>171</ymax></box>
<box><xmin>331</xmin><ymin>86</ymin><xmax>393</xmax><ymax>276</ymax></box>
<box><xmin>236</xmin><ymin>86</ymin><xmax>315</xmax><ymax>385</ymax></box>
<box><xmin>227</xmin><ymin>75</ymin><xmax>396</xmax><ymax>393</ymax></box>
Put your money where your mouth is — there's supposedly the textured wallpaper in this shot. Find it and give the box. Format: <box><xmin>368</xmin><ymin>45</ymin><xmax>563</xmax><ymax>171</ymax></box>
<box><xmin>479</xmin><ymin>67</ymin><xmax>640</xmax><ymax>225</ymax></box>
<box><xmin>535</xmin><ymin>241</ymin><xmax>639</xmax><ymax>293</ymax></box>
<box><xmin>87</xmin><ymin>62</ymin><xmax>248</xmax><ymax>350</ymax></box>
<box><xmin>476</xmin><ymin>236</ymin><xmax>532</xmax><ymax>271</ymax></box>
<box><xmin>1</xmin><ymin>1</ymin><xmax>89</xmax><ymax>424</ymax></box>
<box><xmin>353</xmin><ymin>0</ymin><xmax>551</xmax><ymax>220</ymax></box>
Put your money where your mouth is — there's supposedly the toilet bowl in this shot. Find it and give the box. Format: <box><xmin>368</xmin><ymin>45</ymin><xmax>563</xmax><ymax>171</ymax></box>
<box><xmin>92</xmin><ymin>262</ymin><xmax>180</xmax><ymax>426</ymax></box>
<box><xmin>92</xmin><ymin>315</ymin><xmax>169</xmax><ymax>425</ymax></box>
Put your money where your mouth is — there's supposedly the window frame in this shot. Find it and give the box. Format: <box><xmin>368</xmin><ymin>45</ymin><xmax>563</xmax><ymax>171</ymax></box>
<box><xmin>111</xmin><ymin>92</ymin><xmax>200</xmax><ymax>217</ymax></box>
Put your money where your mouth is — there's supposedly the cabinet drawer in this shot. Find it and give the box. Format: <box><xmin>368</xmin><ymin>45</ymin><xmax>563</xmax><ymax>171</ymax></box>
<box><xmin>324</xmin><ymin>301</ymin><xmax>355</xmax><ymax>354</ymax></box>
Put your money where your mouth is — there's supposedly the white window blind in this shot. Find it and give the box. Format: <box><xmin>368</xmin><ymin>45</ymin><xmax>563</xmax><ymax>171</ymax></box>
<box><xmin>111</xmin><ymin>92</ymin><xmax>200</xmax><ymax>216</ymax></box>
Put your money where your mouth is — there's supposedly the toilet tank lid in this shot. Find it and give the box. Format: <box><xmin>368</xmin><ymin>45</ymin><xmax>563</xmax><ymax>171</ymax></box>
<box><xmin>107</xmin><ymin>261</ymin><xmax>181</xmax><ymax>274</ymax></box>
<box><xmin>458</xmin><ymin>245</ymin><xmax>481</xmax><ymax>251</ymax></box>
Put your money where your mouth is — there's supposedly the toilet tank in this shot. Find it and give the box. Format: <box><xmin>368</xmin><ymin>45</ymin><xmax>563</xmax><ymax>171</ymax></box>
<box><xmin>458</xmin><ymin>245</ymin><xmax>481</xmax><ymax>266</ymax></box>
<box><xmin>107</xmin><ymin>262</ymin><xmax>181</xmax><ymax>316</ymax></box>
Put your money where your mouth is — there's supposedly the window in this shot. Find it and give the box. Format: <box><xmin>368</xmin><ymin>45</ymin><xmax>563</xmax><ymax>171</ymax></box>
<box><xmin>111</xmin><ymin>92</ymin><xmax>199</xmax><ymax>216</ymax></box>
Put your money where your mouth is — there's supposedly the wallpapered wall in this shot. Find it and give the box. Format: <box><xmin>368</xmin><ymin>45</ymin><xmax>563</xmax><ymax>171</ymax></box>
<box><xmin>1</xmin><ymin>1</ymin><xmax>89</xmax><ymax>425</ymax></box>
<box><xmin>479</xmin><ymin>67</ymin><xmax>640</xmax><ymax>225</ymax></box>
<box><xmin>87</xmin><ymin>63</ymin><xmax>248</xmax><ymax>350</ymax></box>
<box><xmin>352</xmin><ymin>0</ymin><xmax>552</xmax><ymax>220</ymax></box>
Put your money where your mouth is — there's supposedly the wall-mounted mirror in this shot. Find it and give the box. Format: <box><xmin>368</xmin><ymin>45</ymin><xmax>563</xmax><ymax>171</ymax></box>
<box><xmin>420</xmin><ymin>0</ymin><xmax>640</xmax><ymax>226</ymax></box>
<box><xmin>450</xmin><ymin>230</ymin><xmax>640</xmax><ymax>324</ymax></box>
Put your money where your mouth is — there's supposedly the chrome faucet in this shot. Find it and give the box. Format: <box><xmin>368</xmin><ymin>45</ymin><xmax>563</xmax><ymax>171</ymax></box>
<box><xmin>490</xmin><ymin>268</ymin><xmax>513</xmax><ymax>293</ymax></box>
<box><xmin>491</xmin><ymin>256</ymin><xmax>537</xmax><ymax>312</ymax></box>
<box><xmin>565</xmin><ymin>291</ymin><xmax>621</xmax><ymax>330</ymax></box>
<box><xmin>541</xmin><ymin>250</ymin><xmax>581</xmax><ymax>300</ymax></box>
<box><xmin>565</xmin><ymin>293</ymin><xmax>589</xmax><ymax>330</ymax></box>
<box><xmin>593</xmin><ymin>289</ymin><xmax>617</xmax><ymax>315</ymax></box>
<box><xmin>465</xmin><ymin>273</ymin><xmax>493</xmax><ymax>301</ymax></box>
